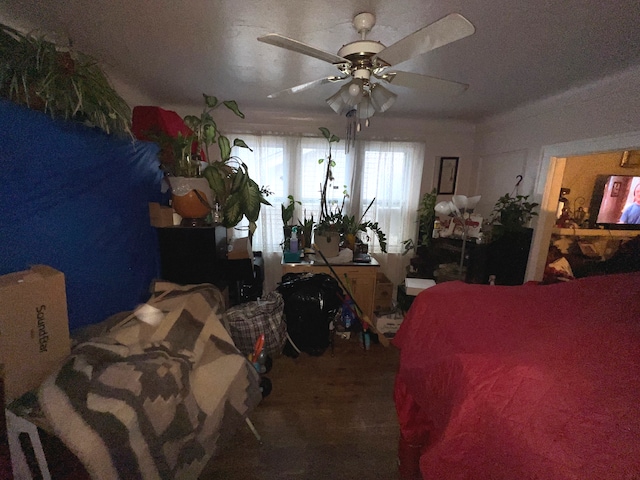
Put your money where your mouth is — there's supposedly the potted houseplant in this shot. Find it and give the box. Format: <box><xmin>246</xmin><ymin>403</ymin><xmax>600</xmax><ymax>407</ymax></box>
<box><xmin>0</xmin><ymin>23</ymin><xmax>131</xmax><ymax>136</ymax></box>
<box><xmin>281</xmin><ymin>194</ymin><xmax>301</xmax><ymax>238</ymax></box>
<box><xmin>314</xmin><ymin>127</ymin><xmax>344</xmax><ymax>257</ymax></box>
<box><xmin>298</xmin><ymin>213</ymin><xmax>314</xmax><ymax>251</ymax></box>
<box><xmin>490</xmin><ymin>193</ymin><xmax>539</xmax><ymax>231</ymax></box>
<box><xmin>152</xmin><ymin>129</ymin><xmax>213</xmax><ymax>224</ymax></box>
<box><xmin>192</xmin><ymin>95</ymin><xmax>271</xmax><ymax>233</ymax></box>
<box><xmin>315</xmin><ymin>127</ymin><xmax>388</xmax><ymax>256</ymax></box>
<box><xmin>402</xmin><ymin>188</ymin><xmax>438</xmax><ymax>255</ymax></box>
<box><xmin>341</xmin><ymin>198</ymin><xmax>388</xmax><ymax>253</ymax></box>
<box><xmin>489</xmin><ymin>192</ymin><xmax>538</xmax><ymax>261</ymax></box>
<box><xmin>154</xmin><ymin>94</ymin><xmax>271</xmax><ymax>232</ymax></box>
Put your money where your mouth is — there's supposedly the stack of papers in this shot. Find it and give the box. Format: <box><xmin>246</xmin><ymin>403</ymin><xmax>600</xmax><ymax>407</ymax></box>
<box><xmin>405</xmin><ymin>278</ymin><xmax>436</xmax><ymax>296</ymax></box>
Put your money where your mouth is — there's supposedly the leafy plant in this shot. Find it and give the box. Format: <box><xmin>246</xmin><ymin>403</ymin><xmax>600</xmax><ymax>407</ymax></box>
<box><xmin>281</xmin><ymin>194</ymin><xmax>301</xmax><ymax>226</ymax></box>
<box><xmin>315</xmin><ymin>127</ymin><xmax>387</xmax><ymax>253</ymax></box>
<box><xmin>316</xmin><ymin>127</ymin><xmax>343</xmax><ymax>234</ymax></box>
<box><xmin>0</xmin><ymin>23</ymin><xmax>131</xmax><ymax>136</ymax></box>
<box><xmin>183</xmin><ymin>94</ymin><xmax>251</xmax><ymax>163</ymax></box>
<box><xmin>153</xmin><ymin>131</ymin><xmax>202</xmax><ymax>177</ymax></box>
<box><xmin>417</xmin><ymin>188</ymin><xmax>438</xmax><ymax>247</ymax></box>
<box><xmin>292</xmin><ymin>212</ymin><xmax>312</xmax><ymax>251</ymax></box>
<box><xmin>402</xmin><ymin>188</ymin><xmax>438</xmax><ymax>254</ymax></box>
<box><xmin>341</xmin><ymin>198</ymin><xmax>388</xmax><ymax>253</ymax></box>
<box><xmin>490</xmin><ymin>193</ymin><xmax>539</xmax><ymax>230</ymax></box>
<box><xmin>298</xmin><ymin>213</ymin><xmax>315</xmax><ymax>239</ymax></box>
<box><xmin>153</xmin><ymin>94</ymin><xmax>271</xmax><ymax>232</ymax></box>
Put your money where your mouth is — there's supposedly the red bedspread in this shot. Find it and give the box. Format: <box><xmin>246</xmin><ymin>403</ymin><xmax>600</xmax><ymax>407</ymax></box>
<box><xmin>393</xmin><ymin>272</ymin><xmax>640</xmax><ymax>479</ymax></box>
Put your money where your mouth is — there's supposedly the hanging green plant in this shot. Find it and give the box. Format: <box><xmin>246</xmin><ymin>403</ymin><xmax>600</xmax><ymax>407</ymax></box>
<box><xmin>490</xmin><ymin>193</ymin><xmax>539</xmax><ymax>230</ymax></box>
<box><xmin>0</xmin><ymin>23</ymin><xmax>132</xmax><ymax>136</ymax></box>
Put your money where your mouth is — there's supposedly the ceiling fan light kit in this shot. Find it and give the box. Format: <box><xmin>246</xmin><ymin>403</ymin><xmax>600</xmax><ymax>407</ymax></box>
<box><xmin>370</xmin><ymin>84</ymin><xmax>397</xmax><ymax>113</ymax></box>
<box><xmin>258</xmin><ymin>11</ymin><xmax>475</xmax><ymax>144</ymax></box>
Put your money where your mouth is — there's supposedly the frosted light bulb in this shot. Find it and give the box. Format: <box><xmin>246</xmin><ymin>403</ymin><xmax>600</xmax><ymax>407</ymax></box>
<box><xmin>349</xmin><ymin>83</ymin><xmax>361</xmax><ymax>97</ymax></box>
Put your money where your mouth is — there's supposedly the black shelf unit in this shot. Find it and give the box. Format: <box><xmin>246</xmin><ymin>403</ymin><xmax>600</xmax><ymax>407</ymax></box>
<box><xmin>155</xmin><ymin>226</ymin><xmax>264</xmax><ymax>304</ymax></box>
<box><xmin>412</xmin><ymin>228</ymin><xmax>533</xmax><ymax>286</ymax></box>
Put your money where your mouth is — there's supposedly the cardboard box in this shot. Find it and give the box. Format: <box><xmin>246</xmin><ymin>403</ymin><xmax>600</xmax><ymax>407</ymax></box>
<box><xmin>0</xmin><ymin>265</ymin><xmax>71</xmax><ymax>402</ymax></box>
<box><xmin>405</xmin><ymin>277</ymin><xmax>436</xmax><ymax>296</ymax></box>
<box><xmin>148</xmin><ymin>202</ymin><xmax>174</xmax><ymax>227</ymax></box>
<box><xmin>374</xmin><ymin>272</ymin><xmax>394</xmax><ymax>313</ymax></box>
<box><xmin>375</xmin><ymin>311</ymin><xmax>404</xmax><ymax>338</ymax></box>
<box><xmin>227</xmin><ymin>236</ymin><xmax>252</xmax><ymax>260</ymax></box>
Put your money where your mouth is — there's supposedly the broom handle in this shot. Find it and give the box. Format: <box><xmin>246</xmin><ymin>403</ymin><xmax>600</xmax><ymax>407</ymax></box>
<box><xmin>314</xmin><ymin>247</ymin><xmax>389</xmax><ymax>347</ymax></box>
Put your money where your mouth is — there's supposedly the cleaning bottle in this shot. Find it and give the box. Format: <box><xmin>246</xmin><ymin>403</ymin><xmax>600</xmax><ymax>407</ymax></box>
<box><xmin>290</xmin><ymin>226</ymin><xmax>299</xmax><ymax>253</ymax></box>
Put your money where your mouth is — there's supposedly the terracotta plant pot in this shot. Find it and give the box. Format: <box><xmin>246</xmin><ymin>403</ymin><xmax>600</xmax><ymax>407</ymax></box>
<box><xmin>172</xmin><ymin>189</ymin><xmax>211</xmax><ymax>219</ymax></box>
<box><xmin>168</xmin><ymin>177</ymin><xmax>213</xmax><ymax>226</ymax></box>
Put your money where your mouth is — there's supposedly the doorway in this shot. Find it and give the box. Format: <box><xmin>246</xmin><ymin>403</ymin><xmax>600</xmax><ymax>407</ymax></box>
<box><xmin>527</xmin><ymin>130</ymin><xmax>640</xmax><ymax>282</ymax></box>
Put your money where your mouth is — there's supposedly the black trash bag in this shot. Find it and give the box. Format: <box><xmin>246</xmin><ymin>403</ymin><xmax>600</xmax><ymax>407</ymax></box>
<box><xmin>277</xmin><ymin>273</ymin><xmax>342</xmax><ymax>356</ymax></box>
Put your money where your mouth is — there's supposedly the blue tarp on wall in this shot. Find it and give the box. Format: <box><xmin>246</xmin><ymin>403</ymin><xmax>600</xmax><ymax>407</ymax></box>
<box><xmin>0</xmin><ymin>99</ymin><xmax>165</xmax><ymax>330</ymax></box>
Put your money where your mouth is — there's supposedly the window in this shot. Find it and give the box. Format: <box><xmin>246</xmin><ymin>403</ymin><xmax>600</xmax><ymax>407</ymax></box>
<box><xmin>234</xmin><ymin>134</ymin><xmax>424</xmax><ymax>291</ymax></box>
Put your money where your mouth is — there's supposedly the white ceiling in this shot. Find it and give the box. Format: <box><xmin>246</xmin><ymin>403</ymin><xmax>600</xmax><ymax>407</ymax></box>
<box><xmin>2</xmin><ymin>0</ymin><xmax>640</xmax><ymax>122</ymax></box>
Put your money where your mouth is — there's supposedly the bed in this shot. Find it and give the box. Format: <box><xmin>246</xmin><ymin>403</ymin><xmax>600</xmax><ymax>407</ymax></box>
<box><xmin>393</xmin><ymin>272</ymin><xmax>640</xmax><ymax>479</ymax></box>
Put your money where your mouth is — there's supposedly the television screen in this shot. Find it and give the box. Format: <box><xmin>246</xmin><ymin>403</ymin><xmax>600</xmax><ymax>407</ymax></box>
<box><xmin>590</xmin><ymin>175</ymin><xmax>640</xmax><ymax>228</ymax></box>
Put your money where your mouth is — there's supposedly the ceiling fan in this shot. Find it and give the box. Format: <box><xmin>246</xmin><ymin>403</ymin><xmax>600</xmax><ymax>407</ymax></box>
<box><xmin>258</xmin><ymin>12</ymin><xmax>475</xmax><ymax>123</ymax></box>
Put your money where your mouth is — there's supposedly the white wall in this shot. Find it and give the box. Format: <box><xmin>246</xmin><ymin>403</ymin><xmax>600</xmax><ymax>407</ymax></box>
<box><xmin>474</xmin><ymin>64</ymin><xmax>640</xmax><ymax>213</ymax></box>
<box><xmin>162</xmin><ymin>102</ymin><xmax>477</xmax><ymax>202</ymax></box>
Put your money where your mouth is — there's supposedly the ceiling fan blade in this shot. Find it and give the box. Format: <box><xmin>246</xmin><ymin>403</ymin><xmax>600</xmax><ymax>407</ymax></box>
<box><xmin>380</xmin><ymin>71</ymin><xmax>469</xmax><ymax>95</ymax></box>
<box><xmin>258</xmin><ymin>33</ymin><xmax>349</xmax><ymax>65</ymax></box>
<box><xmin>374</xmin><ymin>13</ymin><xmax>475</xmax><ymax>67</ymax></box>
<box><xmin>267</xmin><ymin>75</ymin><xmax>348</xmax><ymax>99</ymax></box>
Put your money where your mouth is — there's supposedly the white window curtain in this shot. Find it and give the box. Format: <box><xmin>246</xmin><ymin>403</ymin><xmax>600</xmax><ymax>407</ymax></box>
<box><xmin>235</xmin><ymin>134</ymin><xmax>424</xmax><ymax>293</ymax></box>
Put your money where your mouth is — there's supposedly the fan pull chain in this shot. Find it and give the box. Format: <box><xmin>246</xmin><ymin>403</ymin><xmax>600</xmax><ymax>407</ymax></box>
<box><xmin>346</xmin><ymin>109</ymin><xmax>356</xmax><ymax>153</ymax></box>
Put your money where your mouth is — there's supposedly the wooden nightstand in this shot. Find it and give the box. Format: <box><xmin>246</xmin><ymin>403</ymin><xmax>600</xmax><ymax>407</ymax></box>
<box><xmin>281</xmin><ymin>257</ymin><xmax>380</xmax><ymax>321</ymax></box>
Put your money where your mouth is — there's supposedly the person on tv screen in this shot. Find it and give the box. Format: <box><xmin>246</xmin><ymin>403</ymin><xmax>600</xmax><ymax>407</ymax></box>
<box><xmin>620</xmin><ymin>183</ymin><xmax>640</xmax><ymax>224</ymax></box>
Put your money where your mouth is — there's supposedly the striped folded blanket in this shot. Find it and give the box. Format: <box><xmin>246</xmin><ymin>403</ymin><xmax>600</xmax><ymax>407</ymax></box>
<box><xmin>39</xmin><ymin>282</ymin><xmax>261</xmax><ymax>480</ymax></box>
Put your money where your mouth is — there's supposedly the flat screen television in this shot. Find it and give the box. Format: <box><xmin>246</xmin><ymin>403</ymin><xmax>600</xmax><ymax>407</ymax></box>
<box><xmin>588</xmin><ymin>174</ymin><xmax>640</xmax><ymax>229</ymax></box>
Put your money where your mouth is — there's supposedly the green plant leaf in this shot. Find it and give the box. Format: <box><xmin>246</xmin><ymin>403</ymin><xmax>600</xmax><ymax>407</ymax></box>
<box><xmin>243</xmin><ymin>180</ymin><xmax>263</xmax><ymax>223</ymax></box>
<box><xmin>202</xmin><ymin>123</ymin><xmax>217</xmax><ymax>145</ymax></box>
<box><xmin>223</xmin><ymin>100</ymin><xmax>244</xmax><ymax>118</ymax></box>
<box><xmin>203</xmin><ymin>164</ymin><xmax>227</xmax><ymax>200</ymax></box>
<box><xmin>319</xmin><ymin>127</ymin><xmax>331</xmax><ymax>140</ymax></box>
<box><xmin>218</xmin><ymin>135</ymin><xmax>231</xmax><ymax>161</ymax></box>
<box><xmin>223</xmin><ymin>192</ymin><xmax>243</xmax><ymax>227</ymax></box>
<box><xmin>203</xmin><ymin>94</ymin><xmax>218</xmax><ymax>108</ymax></box>
<box><xmin>231</xmin><ymin>168</ymin><xmax>247</xmax><ymax>192</ymax></box>
<box><xmin>233</xmin><ymin>138</ymin><xmax>252</xmax><ymax>151</ymax></box>
<box><xmin>183</xmin><ymin>115</ymin><xmax>199</xmax><ymax>130</ymax></box>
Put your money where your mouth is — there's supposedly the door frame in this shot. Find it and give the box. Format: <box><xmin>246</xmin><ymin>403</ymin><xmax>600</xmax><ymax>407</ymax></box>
<box><xmin>527</xmin><ymin>130</ymin><xmax>640</xmax><ymax>282</ymax></box>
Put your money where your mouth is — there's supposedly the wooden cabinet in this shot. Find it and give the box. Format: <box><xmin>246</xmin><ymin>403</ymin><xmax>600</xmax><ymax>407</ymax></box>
<box><xmin>281</xmin><ymin>259</ymin><xmax>380</xmax><ymax>321</ymax></box>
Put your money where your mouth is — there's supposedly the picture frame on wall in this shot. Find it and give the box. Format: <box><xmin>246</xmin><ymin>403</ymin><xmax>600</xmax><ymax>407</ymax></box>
<box><xmin>437</xmin><ymin>157</ymin><xmax>459</xmax><ymax>194</ymax></box>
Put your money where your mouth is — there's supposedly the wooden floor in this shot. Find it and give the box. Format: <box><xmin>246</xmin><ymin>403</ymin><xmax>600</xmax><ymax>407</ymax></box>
<box><xmin>200</xmin><ymin>334</ymin><xmax>402</xmax><ymax>480</ymax></box>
